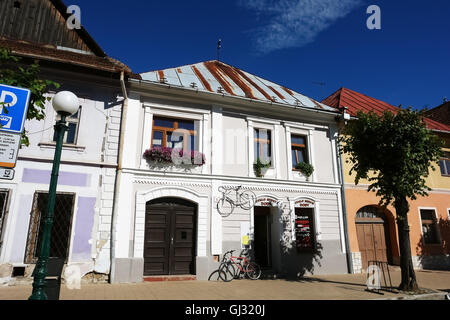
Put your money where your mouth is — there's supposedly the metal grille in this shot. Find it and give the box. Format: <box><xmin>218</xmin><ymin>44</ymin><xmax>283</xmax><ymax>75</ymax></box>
<box><xmin>25</xmin><ymin>192</ymin><xmax>75</xmax><ymax>263</ymax></box>
<box><xmin>0</xmin><ymin>190</ymin><xmax>10</xmax><ymax>251</ymax></box>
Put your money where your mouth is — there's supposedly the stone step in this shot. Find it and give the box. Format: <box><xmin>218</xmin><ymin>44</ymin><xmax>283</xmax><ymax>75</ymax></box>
<box><xmin>143</xmin><ymin>275</ymin><xmax>197</xmax><ymax>282</ymax></box>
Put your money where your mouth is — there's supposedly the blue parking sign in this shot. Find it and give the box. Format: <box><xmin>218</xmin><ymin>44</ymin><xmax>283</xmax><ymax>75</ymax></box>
<box><xmin>0</xmin><ymin>84</ymin><xmax>31</xmax><ymax>134</ymax></box>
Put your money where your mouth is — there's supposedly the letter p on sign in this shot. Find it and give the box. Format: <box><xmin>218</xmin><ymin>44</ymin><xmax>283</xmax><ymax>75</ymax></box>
<box><xmin>0</xmin><ymin>91</ymin><xmax>18</xmax><ymax>109</ymax></box>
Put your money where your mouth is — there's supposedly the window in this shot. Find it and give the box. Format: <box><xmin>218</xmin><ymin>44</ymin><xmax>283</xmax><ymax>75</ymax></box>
<box><xmin>254</xmin><ymin>128</ymin><xmax>272</xmax><ymax>165</ymax></box>
<box><xmin>25</xmin><ymin>192</ymin><xmax>75</xmax><ymax>263</ymax></box>
<box><xmin>291</xmin><ymin>135</ymin><xmax>308</xmax><ymax>169</ymax></box>
<box><xmin>420</xmin><ymin>209</ymin><xmax>440</xmax><ymax>245</ymax></box>
<box><xmin>0</xmin><ymin>190</ymin><xmax>10</xmax><ymax>251</ymax></box>
<box><xmin>53</xmin><ymin>108</ymin><xmax>81</xmax><ymax>145</ymax></box>
<box><xmin>439</xmin><ymin>152</ymin><xmax>450</xmax><ymax>176</ymax></box>
<box><xmin>151</xmin><ymin>116</ymin><xmax>197</xmax><ymax>151</ymax></box>
<box><xmin>295</xmin><ymin>208</ymin><xmax>316</xmax><ymax>251</ymax></box>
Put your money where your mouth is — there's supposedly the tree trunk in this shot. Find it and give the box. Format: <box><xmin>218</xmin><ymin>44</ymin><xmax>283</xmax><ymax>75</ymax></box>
<box><xmin>394</xmin><ymin>196</ymin><xmax>419</xmax><ymax>292</ymax></box>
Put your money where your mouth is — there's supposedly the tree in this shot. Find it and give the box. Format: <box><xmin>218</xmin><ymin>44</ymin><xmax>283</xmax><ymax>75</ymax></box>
<box><xmin>0</xmin><ymin>48</ymin><xmax>59</xmax><ymax>145</ymax></box>
<box><xmin>339</xmin><ymin>109</ymin><xmax>443</xmax><ymax>291</ymax></box>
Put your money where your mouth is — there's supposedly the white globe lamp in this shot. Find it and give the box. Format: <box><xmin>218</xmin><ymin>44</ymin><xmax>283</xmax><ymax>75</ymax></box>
<box><xmin>52</xmin><ymin>91</ymin><xmax>79</xmax><ymax>116</ymax></box>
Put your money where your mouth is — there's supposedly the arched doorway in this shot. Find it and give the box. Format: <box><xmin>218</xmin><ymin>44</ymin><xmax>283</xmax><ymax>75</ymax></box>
<box><xmin>144</xmin><ymin>197</ymin><xmax>197</xmax><ymax>276</ymax></box>
<box><xmin>355</xmin><ymin>206</ymin><xmax>392</xmax><ymax>269</ymax></box>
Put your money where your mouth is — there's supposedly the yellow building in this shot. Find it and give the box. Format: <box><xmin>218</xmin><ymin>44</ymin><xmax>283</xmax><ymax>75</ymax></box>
<box><xmin>323</xmin><ymin>88</ymin><xmax>450</xmax><ymax>272</ymax></box>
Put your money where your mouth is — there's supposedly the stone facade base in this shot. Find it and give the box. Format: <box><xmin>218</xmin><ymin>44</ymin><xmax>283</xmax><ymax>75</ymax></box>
<box><xmin>111</xmin><ymin>258</ymin><xmax>144</xmax><ymax>283</ymax></box>
<box><xmin>351</xmin><ymin>252</ymin><xmax>363</xmax><ymax>274</ymax></box>
<box><xmin>412</xmin><ymin>255</ymin><xmax>450</xmax><ymax>271</ymax></box>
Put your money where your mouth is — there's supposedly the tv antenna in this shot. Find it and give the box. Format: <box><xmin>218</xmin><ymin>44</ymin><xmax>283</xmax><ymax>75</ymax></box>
<box><xmin>312</xmin><ymin>81</ymin><xmax>326</xmax><ymax>99</ymax></box>
<box><xmin>217</xmin><ymin>39</ymin><xmax>222</xmax><ymax>62</ymax></box>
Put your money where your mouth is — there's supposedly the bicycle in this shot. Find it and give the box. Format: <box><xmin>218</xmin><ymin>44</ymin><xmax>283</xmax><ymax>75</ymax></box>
<box><xmin>217</xmin><ymin>186</ymin><xmax>256</xmax><ymax>217</ymax></box>
<box><xmin>207</xmin><ymin>250</ymin><xmax>234</xmax><ymax>282</ymax></box>
<box><xmin>218</xmin><ymin>249</ymin><xmax>261</xmax><ymax>281</ymax></box>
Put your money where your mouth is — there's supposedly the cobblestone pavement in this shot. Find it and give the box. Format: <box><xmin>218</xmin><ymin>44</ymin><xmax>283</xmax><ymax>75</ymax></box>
<box><xmin>0</xmin><ymin>270</ymin><xmax>449</xmax><ymax>300</ymax></box>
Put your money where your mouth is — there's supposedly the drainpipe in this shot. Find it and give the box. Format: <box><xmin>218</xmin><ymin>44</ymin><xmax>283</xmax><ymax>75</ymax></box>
<box><xmin>110</xmin><ymin>71</ymin><xmax>128</xmax><ymax>283</ymax></box>
<box><xmin>335</xmin><ymin>115</ymin><xmax>354</xmax><ymax>274</ymax></box>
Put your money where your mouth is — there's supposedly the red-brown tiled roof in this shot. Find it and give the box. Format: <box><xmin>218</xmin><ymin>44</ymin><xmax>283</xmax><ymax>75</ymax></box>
<box><xmin>0</xmin><ymin>38</ymin><xmax>136</xmax><ymax>77</ymax></box>
<box><xmin>322</xmin><ymin>87</ymin><xmax>450</xmax><ymax>132</ymax></box>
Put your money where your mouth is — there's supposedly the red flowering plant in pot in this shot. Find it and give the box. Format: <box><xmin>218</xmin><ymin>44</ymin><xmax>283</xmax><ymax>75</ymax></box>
<box><xmin>143</xmin><ymin>147</ymin><xmax>206</xmax><ymax>167</ymax></box>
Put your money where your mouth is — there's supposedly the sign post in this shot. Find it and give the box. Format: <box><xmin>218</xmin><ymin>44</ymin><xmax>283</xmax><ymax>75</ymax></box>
<box><xmin>0</xmin><ymin>84</ymin><xmax>31</xmax><ymax>177</ymax></box>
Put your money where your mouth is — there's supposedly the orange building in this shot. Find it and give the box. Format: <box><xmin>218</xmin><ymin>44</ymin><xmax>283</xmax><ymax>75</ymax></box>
<box><xmin>323</xmin><ymin>88</ymin><xmax>450</xmax><ymax>273</ymax></box>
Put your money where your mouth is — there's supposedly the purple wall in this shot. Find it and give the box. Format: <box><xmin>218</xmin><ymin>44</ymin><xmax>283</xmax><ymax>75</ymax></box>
<box><xmin>10</xmin><ymin>195</ymin><xmax>33</xmax><ymax>263</ymax></box>
<box><xmin>22</xmin><ymin>169</ymin><xmax>90</xmax><ymax>187</ymax></box>
<box><xmin>71</xmin><ymin>197</ymin><xmax>96</xmax><ymax>262</ymax></box>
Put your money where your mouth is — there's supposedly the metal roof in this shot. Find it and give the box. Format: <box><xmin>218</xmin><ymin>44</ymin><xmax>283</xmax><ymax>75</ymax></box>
<box><xmin>140</xmin><ymin>60</ymin><xmax>336</xmax><ymax>112</ymax></box>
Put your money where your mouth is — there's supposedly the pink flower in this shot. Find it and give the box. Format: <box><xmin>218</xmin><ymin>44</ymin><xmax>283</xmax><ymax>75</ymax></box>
<box><xmin>144</xmin><ymin>147</ymin><xmax>206</xmax><ymax>166</ymax></box>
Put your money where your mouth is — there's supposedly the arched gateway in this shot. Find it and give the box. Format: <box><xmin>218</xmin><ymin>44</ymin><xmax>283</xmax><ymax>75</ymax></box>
<box><xmin>355</xmin><ymin>205</ymin><xmax>392</xmax><ymax>269</ymax></box>
<box><xmin>144</xmin><ymin>197</ymin><xmax>197</xmax><ymax>276</ymax></box>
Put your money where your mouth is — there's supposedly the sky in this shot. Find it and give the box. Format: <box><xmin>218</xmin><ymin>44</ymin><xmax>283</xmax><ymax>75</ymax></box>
<box><xmin>69</xmin><ymin>0</ymin><xmax>450</xmax><ymax>110</ymax></box>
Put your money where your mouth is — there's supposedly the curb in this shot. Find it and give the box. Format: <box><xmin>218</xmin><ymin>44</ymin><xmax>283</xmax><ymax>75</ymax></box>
<box><xmin>377</xmin><ymin>291</ymin><xmax>449</xmax><ymax>300</ymax></box>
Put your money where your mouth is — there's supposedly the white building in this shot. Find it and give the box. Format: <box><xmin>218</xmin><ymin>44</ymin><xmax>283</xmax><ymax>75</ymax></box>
<box><xmin>111</xmin><ymin>60</ymin><xmax>350</xmax><ymax>282</ymax></box>
<box><xmin>0</xmin><ymin>0</ymin><xmax>131</xmax><ymax>284</ymax></box>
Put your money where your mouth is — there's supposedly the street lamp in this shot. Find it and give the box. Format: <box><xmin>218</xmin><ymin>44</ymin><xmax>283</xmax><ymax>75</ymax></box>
<box><xmin>29</xmin><ymin>91</ymin><xmax>79</xmax><ymax>300</ymax></box>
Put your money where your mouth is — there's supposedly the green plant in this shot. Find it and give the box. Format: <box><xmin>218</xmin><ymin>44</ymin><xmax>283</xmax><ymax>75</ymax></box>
<box><xmin>296</xmin><ymin>162</ymin><xmax>314</xmax><ymax>177</ymax></box>
<box><xmin>0</xmin><ymin>48</ymin><xmax>60</xmax><ymax>146</ymax></box>
<box><xmin>339</xmin><ymin>109</ymin><xmax>443</xmax><ymax>292</ymax></box>
<box><xmin>253</xmin><ymin>158</ymin><xmax>270</xmax><ymax>177</ymax></box>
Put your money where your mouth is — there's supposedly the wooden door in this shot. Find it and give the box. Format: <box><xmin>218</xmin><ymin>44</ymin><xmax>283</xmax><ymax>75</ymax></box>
<box><xmin>356</xmin><ymin>222</ymin><xmax>388</xmax><ymax>269</ymax></box>
<box><xmin>144</xmin><ymin>198</ymin><xmax>196</xmax><ymax>276</ymax></box>
<box><xmin>144</xmin><ymin>202</ymin><xmax>172</xmax><ymax>275</ymax></box>
<box><xmin>170</xmin><ymin>204</ymin><xmax>196</xmax><ymax>275</ymax></box>
<box><xmin>372</xmin><ymin>224</ymin><xmax>388</xmax><ymax>263</ymax></box>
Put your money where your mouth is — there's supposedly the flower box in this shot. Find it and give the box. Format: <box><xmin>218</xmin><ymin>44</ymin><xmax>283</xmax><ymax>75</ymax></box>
<box><xmin>143</xmin><ymin>147</ymin><xmax>206</xmax><ymax>166</ymax></box>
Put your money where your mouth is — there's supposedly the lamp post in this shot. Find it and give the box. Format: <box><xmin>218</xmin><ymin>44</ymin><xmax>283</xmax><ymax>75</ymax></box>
<box><xmin>29</xmin><ymin>91</ymin><xmax>79</xmax><ymax>300</ymax></box>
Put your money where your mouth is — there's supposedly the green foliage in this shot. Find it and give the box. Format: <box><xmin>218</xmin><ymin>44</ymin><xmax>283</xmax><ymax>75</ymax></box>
<box><xmin>339</xmin><ymin>109</ymin><xmax>443</xmax><ymax>207</ymax></box>
<box><xmin>253</xmin><ymin>157</ymin><xmax>271</xmax><ymax>177</ymax></box>
<box><xmin>295</xmin><ymin>161</ymin><xmax>314</xmax><ymax>177</ymax></box>
<box><xmin>0</xmin><ymin>48</ymin><xmax>60</xmax><ymax>145</ymax></box>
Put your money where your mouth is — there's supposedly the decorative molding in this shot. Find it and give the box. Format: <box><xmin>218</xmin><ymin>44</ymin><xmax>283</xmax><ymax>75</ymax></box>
<box><xmin>223</xmin><ymin>184</ymin><xmax>338</xmax><ymax>196</ymax></box>
<box><xmin>133</xmin><ymin>178</ymin><xmax>211</xmax><ymax>188</ymax></box>
<box><xmin>38</xmin><ymin>142</ymin><xmax>86</xmax><ymax>152</ymax></box>
<box><xmin>123</xmin><ymin>168</ymin><xmax>341</xmax><ymax>189</ymax></box>
<box><xmin>142</xmin><ymin>101</ymin><xmax>211</xmax><ymax>116</ymax></box>
<box><xmin>246</xmin><ymin>116</ymin><xmax>281</xmax><ymax>126</ymax></box>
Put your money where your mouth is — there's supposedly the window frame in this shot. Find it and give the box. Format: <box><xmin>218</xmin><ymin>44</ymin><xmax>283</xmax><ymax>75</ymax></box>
<box><xmin>53</xmin><ymin>106</ymin><xmax>82</xmax><ymax>145</ymax></box>
<box><xmin>151</xmin><ymin>116</ymin><xmax>198</xmax><ymax>151</ymax></box>
<box><xmin>291</xmin><ymin>134</ymin><xmax>309</xmax><ymax>170</ymax></box>
<box><xmin>0</xmin><ymin>189</ymin><xmax>11</xmax><ymax>254</ymax></box>
<box><xmin>24</xmin><ymin>191</ymin><xmax>76</xmax><ymax>264</ymax></box>
<box><xmin>253</xmin><ymin>127</ymin><xmax>272</xmax><ymax>166</ymax></box>
<box><xmin>284</xmin><ymin>123</ymin><xmax>315</xmax><ymax>181</ymax></box>
<box><xmin>294</xmin><ymin>207</ymin><xmax>317</xmax><ymax>252</ymax></box>
<box><xmin>439</xmin><ymin>152</ymin><xmax>450</xmax><ymax>177</ymax></box>
<box><xmin>418</xmin><ymin>208</ymin><xmax>441</xmax><ymax>246</ymax></box>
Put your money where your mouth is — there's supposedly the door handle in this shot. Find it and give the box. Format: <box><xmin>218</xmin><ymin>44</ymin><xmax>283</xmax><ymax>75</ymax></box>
<box><xmin>171</xmin><ymin>237</ymin><xmax>174</xmax><ymax>245</ymax></box>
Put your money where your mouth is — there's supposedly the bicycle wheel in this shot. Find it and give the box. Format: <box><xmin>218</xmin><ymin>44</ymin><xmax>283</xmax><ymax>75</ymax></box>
<box><xmin>245</xmin><ymin>262</ymin><xmax>262</xmax><ymax>280</ymax></box>
<box><xmin>217</xmin><ymin>198</ymin><xmax>234</xmax><ymax>217</ymax></box>
<box><xmin>239</xmin><ymin>190</ymin><xmax>256</xmax><ymax>210</ymax></box>
<box><xmin>208</xmin><ymin>269</ymin><xmax>226</xmax><ymax>281</ymax></box>
<box><xmin>218</xmin><ymin>262</ymin><xmax>236</xmax><ymax>282</ymax></box>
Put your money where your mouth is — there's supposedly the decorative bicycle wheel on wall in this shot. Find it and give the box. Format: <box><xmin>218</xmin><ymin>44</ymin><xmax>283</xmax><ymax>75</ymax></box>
<box><xmin>217</xmin><ymin>186</ymin><xmax>256</xmax><ymax>217</ymax></box>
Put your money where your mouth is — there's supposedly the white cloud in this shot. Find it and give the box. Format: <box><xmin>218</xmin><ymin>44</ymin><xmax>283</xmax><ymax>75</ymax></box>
<box><xmin>238</xmin><ymin>0</ymin><xmax>363</xmax><ymax>53</ymax></box>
